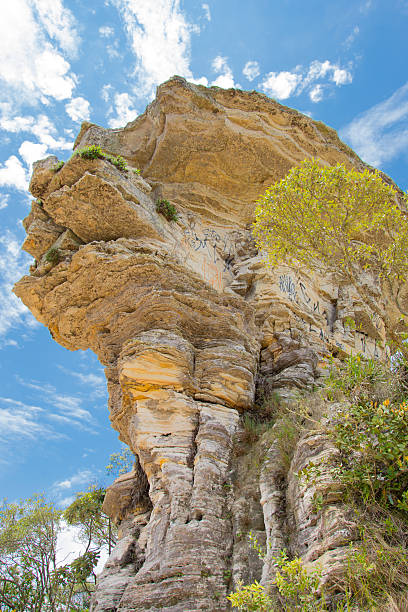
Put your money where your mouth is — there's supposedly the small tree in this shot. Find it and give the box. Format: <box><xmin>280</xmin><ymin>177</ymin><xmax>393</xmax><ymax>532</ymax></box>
<box><xmin>252</xmin><ymin>160</ymin><xmax>408</xmax><ymax>345</ymax></box>
<box><xmin>64</xmin><ymin>486</ymin><xmax>116</xmax><ymax>556</ymax></box>
<box><xmin>0</xmin><ymin>495</ymin><xmax>91</xmax><ymax>611</ymax></box>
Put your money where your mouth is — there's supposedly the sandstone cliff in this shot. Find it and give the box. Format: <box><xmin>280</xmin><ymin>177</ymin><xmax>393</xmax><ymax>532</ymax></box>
<box><xmin>14</xmin><ymin>77</ymin><xmax>394</xmax><ymax>611</ymax></box>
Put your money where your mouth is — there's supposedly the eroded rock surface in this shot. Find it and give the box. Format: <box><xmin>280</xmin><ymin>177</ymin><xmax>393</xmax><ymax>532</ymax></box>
<box><xmin>14</xmin><ymin>77</ymin><xmax>394</xmax><ymax>610</ymax></box>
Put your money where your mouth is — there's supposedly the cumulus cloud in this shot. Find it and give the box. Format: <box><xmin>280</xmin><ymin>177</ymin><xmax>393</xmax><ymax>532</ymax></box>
<box><xmin>259</xmin><ymin>59</ymin><xmax>352</xmax><ymax>102</ymax></box>
<box><xmin>31</xmin><ymin>0</ymin><xmax>79</xmax><ymax>56</ymax></box>
<box><xmin>243</xmin><ymin>61</ymin><xmax>260</xmax><ymax>82</ymax></box>
<box><xmin>261</xmin><ymin>71</ymin><xmax>302</xmax><ymax>100</ymax></box>
<box><xmin>211</xmin><ymin>56</ymin><xmax>237</xmax><ymax>89</ymax></box>
<box><xmin>65</xmin><ymin>96</ymin><xmax>91</xmax><ymax>122</ymax></box>
<box><xmin>19</xmin><ymin>141</ymin><xmax>49</xmax><ymax>170</ymax></box>
<box><xmin>99</xmin><ymin>25</ymin><xmax>115</xmax><ymax>37</ymax></box>
<box><xmin>0</xmin><ymin>156</ymin><xmax>29</xmax><ymax>191</ymax></box>
<box><xmin>340</xmin><ymin>81</ymin><xmax>408</xmax><ymax>168</ymax></box>
<box><xmin>0</xmin><ymin>105</ymin><xmax>73</xmax><ymax>171</ymax></box>
<box><xmin>108</xmin><ymin>92</ymin><xmax>139</xmax><ymax>128</ymax></box>
<box><xmin>309</xmin><ymin>84</ymin><xmax>324</xmax><ymax>103</ymax></box>
<box><xmin>0</xmin><ymin>0</ymin><xmax>78</xmax><ymax>104</ymax></box>
<box><xmin>111</xmin><ymin>0</ymin><xmax>204</xmax><ymax>98</ymax></box>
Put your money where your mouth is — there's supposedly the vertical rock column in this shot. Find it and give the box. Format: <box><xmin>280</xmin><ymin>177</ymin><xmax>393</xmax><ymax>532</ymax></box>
<box><xmin>93</xmin><ymin>330</ymin><xmax>258</xmax><ymax>611</ymax></box>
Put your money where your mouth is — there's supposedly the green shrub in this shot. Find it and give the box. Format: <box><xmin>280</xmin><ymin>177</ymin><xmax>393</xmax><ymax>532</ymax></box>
<box><xmin>73</xmin><ymin>145</ymin><xmax>128</xmax><ymax>172</ymax></box>
<box><xmin>45</xmin><ymin>247</ymin><xmax>60</xmax><ymax>265</ymax></box>
<box><xmin>132</xmin><ymin>168</ymin><xmax>141</xmax><ymax>175</ymax></box>
<box><xmin>331</xmin><ymin>397</ymin><xmax>408</xmax><ymax>512</ymax></box>
<box><xmin>228</xmin><ymin>580</ymin><xmax>274</xmax><ymax>611</ymax></box>
<box><xmin>340</xmin><ymin>507</ymin><xmax>408</xmax><ymax>609</ymax></box>
<box><xmin>325</xmin><ymin>354</ymin><xmax>397</xmax><ymax>404</ymax></box>
<box><xmin>52</xmin><ymin>160</ymin><xmax>64</xmax><ymax>172</ymax></box>
<box><xmin>75</xmin><ymin>144</ymin><xmax>104</xmax><ymax>160</ymax></box>
<box><xmin>156</xmin><ymin>199</ymin><xmax>178</xmax><ymax>222</ymax></box>
<box><xmin>105</xmin><ymin>154</ymin><xmax>128</xmax><ymax>172</ymax></box>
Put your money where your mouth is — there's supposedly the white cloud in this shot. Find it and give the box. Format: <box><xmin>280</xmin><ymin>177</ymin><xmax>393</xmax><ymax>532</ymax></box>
<box><xmin>0</xmin><ymin>194</ymin><xmax>9</xmax><ymax>210</ymax></box>
<box><xmin>54</xmin><ymin>468</ymin><xmax>94</xmax><ymax>491</ymax></box>
<box><xmin>261</xmin><ymin>71</ymin><xmax>302</xmax><ymax>100</ymax></box>
<box><xmin>17</xmin><ymin>377</ymin><xmax>97</xmax><ymax>430</ymax></box>
<box><xmin>309</xmin><ymin>84</ymin><xmax>324</xmax><ymax>103</ymax></box>
<box><xmin>0</xmin><ymin>156</ymin><xmax>29</xmax><ymax>191</ymax></box>
<box><xmin>259</xmin><ymin>59</ymin><xmax>353</xmax><ymax>102</ymax></box>
<box><xmin>243</xmin><ymin>60</ymin><xmax>260</xmax><ymax>82</ymax></box>
<box><xmin>0</xmin><ymin>0</ymin><xmax>77</xmax><ymax>104</ymax></box>
<box><xmin>0</xmin><ymin>106</ymin><xmax>73</xmax><ymax>172</ymax></box>
<box><xmin>340</xmin><ymin>81</ymin><xmax>408</xmax><ymax>167</ymax></box>
<box><xmin>19</xmin><ymin>141</ymin><xmax>49</xmax><ymax>170</ymax></box>
<box><xmin>211</xmin><ymin>55</ymin><xmax>237</xmax><ymax>89</ymax></box>
<box><xmin>0</xmin><ymin>397</ymin><xmax>47</xmax><ymax>441</ymax></box>
<box><xmin>111</xmin><ymin>0</ymin><xmax>203</xmax><ymax>98</ymax></box>
<box><xmin>99</xmin><ymin>25</ymin><xmax>115</xmax><ymax>37</ymax></box>
<box><xmin>65</xmin><ymin>96</ymin><xmax>91</xmax><ymax>122</ymax></box>
<box><xmin>332</xmin><ymin>67</ymin><xmax>352</xmax><ymax>86</ymax></box>
<box><xmin>0</xmin><ymin>231</ymin><xmax>36</xmax><ymax>340</ymax></box>
<box><xmin>108</xmin><ymin>92</ymin><xmax>139</xmax><ymax>128</ymax></box>
<box><xmin>202</xmin><ymin>3</ymin><xmax>211</xmax><ymax>21</ymax></box>
<box><xmin>31</xmin><ymin>0</ymin><xmax>79</xmax><ymax>57</ymax></box>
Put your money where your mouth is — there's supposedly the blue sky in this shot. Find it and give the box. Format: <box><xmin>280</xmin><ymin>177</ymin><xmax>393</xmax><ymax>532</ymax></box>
<box><xmin>0</xmin><ymin>0</ymin><xmax>407</xmax><ymax>506</ymax></box>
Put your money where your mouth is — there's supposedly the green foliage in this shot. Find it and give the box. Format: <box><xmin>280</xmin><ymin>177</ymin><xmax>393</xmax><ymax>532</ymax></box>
<box><xmin>75</xmin><ymin>144</ymin><xmax>104</xmax><ymax>160</ymax></box>
<box><xmin>132</xmin><ymin>168</ymin><xmax>141</xmax><ymax>175</ymax></box>
<box><xmin>325</xmin><ymin>354</ymin><xmax>408</xmax><ymax>512</ymax></box>
<box><xmin>106</xmin><ymin>445</ymin><xmax>133</xmax><ymax>477</ymax></box>
<box><xmin>105</xmin><ymin>153</ymin><xmax>128</xmax><ymax>172</ymax></box>
<box><xmin>156</xmin><ymin>199</ymin><xmax>178</xmax><ymax>222</ymax></box>
<box><xmin>227</xmin><ymin>580</ymin><xmax>274</xmax><ymax>611</ymax></box>
<box><xmin>0</xmin><ymin>495</ymin><xmax>91</xmax><ymax>611</ymax></box>
<box><xmin>340</xmin><ymin>508</ymin><xmax>408</xmax><ymax>609</ymax></box>
<box><xmin>332</xmin><ymin>397</ymin><xmax>408</xmax><ymax>512</ymax></box>
<box><xmin>73</xmin><ymin>145</ymin><xmax>128</xmax><ymax>172</ymax></box>
<box><xmin>273</xmin><ymin>550</ymin><xmax>326</xmax><ymax>611</ymax></box>
<box><xmin>64</xmin><ymin>485</ymin><xmax>115</xmax><ymax>553</ymax></box>
<box><xmin>253</xmin><ymin>159</ymin><xmax>408</xmax><ymax>327</ymax></box>
<box><xmin>45</xmin><ymin>247</ymin><xmax>60</xmax><ymax>265</ymax></box>
<box><xmin>325</xmin><ymin>353</ymin><xmax>397</xmax><ymax>404</ymax></box>
<box><xmin>52</xmin><ymin>160</ymin><xmax>64</xmax><ymax>172</ymax></box>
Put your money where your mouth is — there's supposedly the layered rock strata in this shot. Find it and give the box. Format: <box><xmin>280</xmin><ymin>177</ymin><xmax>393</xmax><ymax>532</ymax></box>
<box><xmin>15</xmin><ymin>77</ymin><xmax>393</xmax><ymax>610</ymax></box>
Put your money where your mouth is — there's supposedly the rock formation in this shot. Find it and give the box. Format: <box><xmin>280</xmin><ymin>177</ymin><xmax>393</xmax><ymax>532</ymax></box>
<box><xmin>14</xmin><ymin>77</ymin><xmax>394</xmax><ymax>610</ymax></box>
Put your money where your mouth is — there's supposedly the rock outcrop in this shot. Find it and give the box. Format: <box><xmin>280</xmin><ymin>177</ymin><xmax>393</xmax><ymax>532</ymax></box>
<box><xmin>14</xmin><ymin>77</ymin><xmax>393</xmax><ymax>610</ymax></box>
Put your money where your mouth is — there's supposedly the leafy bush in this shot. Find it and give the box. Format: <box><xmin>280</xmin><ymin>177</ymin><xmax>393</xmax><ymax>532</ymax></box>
<box><xmin>52</xmin><ymin>160</ymin><xmax>64</xmax><ymax>172</ymax></box>
<box><xmin>340</xmin><ymin>507</ymin><xmax>408</xmax><ymax>609</ymax></box>
<box><xmin>227</xmin><ymin>580</ymin><xmax>274</xmax><ymax>611</ymax></box>
<box><xmin>105</xmin><ymin>153</ymin><xmax>128</xmax><ymax>172</ymax></box>
<box><xmin>132</xmin><ymin>168</ymin><xmax>141</xmax><ymax>175</ymax></box>
<box><xmin>45</xmin><ymin>247</ymin><xmax>60</xmax><ymax>265</ymax></box>
<box><xmin>73</xmin><ymin>145</ymin><xmax>128</xmax><ymax>172</ymax></box>
<box><xmin>326</xmin><ymin>353</ymin><xmax>398</xmax><ymax>404</ymax></box>
<box><xmin>332</xmin><ymin>398</ymin><xmax>408</xmax><ymax>512</ymax></box>
<box><xmin>156</xmin><ymin>199</ymin><xmax>178</xmax><ymax>222</ymax></box>
<box><xmin>75</xmin><ymin>144</ymin><xmax>104</xmax><ymax>160</ymax></box>
<box><xmin>325</xmin><ymin>354</ymin><xmax>408</xmax><ymax>512</ymax></box>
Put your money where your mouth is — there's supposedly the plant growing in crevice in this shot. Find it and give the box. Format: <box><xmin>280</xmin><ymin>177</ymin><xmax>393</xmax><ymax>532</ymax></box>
<box><xmin>156</xmin><ymin>199</ymin><xmax>178</xmax><ymax>222</ymax></box>
<box><xmin>72</xmin><ymin>145</ymin><xmax>128</xmax><ymax>172</ymax></box>
<box><xmin>52</xmin><ymin>160</ymin><xmax>64</xmax><ymax>172</ymax></box>
<box><xmin>45</xmin><ymin>247</ymin><xmax>60</xmax><ymax>265</ymax></box>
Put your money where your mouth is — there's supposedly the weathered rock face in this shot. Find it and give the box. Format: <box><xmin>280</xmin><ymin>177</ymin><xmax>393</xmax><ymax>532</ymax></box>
<box><xmin>14</xmin><ymin>77</ymin><xmax>393</xmax><ymax>610</ymax></box>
